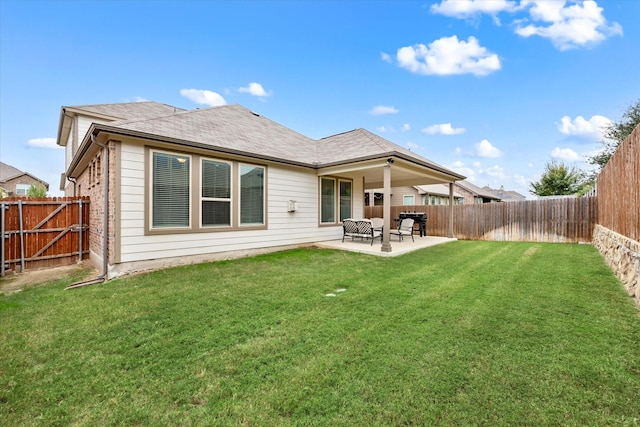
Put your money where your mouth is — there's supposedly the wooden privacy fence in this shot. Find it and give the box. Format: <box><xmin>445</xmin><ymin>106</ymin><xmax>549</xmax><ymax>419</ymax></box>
<box><xmin>596</xmin><ymin>124</ymin><xmax>639</xmax><ymax>242</ymax></box>
<box><xmin>365</xmin><ymin>197</ymin><xmax>597</xmax><ymax>243</ymax></box>
<box><xmin>1</xmin><ymin>197</ymin><xmax>90</xmax><ymax>276</ymax></box>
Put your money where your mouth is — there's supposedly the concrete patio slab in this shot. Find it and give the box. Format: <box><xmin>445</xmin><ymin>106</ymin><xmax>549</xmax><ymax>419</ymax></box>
<box><xmin>315</xmin><ymin>235</ymin><xmax>457</xmax><ymax>257</ymax></box>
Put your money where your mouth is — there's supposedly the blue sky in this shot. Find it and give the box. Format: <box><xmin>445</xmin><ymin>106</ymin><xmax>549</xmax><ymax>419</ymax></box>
<box><xmin>1</xmin><ymin>0</ymin><xmax>639</xmax><ymax>197</ymax></box>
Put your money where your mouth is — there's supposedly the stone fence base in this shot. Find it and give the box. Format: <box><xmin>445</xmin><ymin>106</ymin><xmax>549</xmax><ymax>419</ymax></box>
<box><xmin>592</xmin><ymin>225</ymin><xmax>640</xmax><ymax>306</ymax></box>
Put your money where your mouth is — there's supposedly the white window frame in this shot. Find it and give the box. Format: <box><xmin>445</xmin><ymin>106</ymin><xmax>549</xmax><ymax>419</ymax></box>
<box><xmin>403</xmin><ymin>195</ymin><xmax>415</xmax><ymax>206</ymax></box>
<box><xmin>15</xmin><ymin>184</ymin><xmax>30</xmax><ymax>195</ymax></box>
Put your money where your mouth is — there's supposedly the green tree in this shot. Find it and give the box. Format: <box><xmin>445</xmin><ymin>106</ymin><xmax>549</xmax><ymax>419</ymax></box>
<box><xmin>589</xmin><ymin>98</ymin><xmax>640</xmax><ymax>171</ymax></box>
<box><xmin>26</xmin><ymin>183</ymin><xmax>48</xmax><ymax>197</ymax></box>
<box><xmin>529</xmin><ymin>160</ymin><xmax>586</xmax><ymax>197</ymax></box>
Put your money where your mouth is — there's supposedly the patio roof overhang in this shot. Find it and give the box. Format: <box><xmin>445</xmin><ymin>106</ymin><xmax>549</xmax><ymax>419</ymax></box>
<box><xmin>316</xmin><ymin>154</ymin><xmax>465</xmax><ymax>188</ymax></box>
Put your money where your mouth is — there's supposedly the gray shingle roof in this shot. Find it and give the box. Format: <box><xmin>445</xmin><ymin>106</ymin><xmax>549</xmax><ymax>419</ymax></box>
<box><xmin>456</xmin><ymin>180</ymin><xmax>501</xmax><ymax>200</ymax></box>
<box><xmin>0</xmin><ymin>161</ymin><xmax>24</xmax><ymax>182</ymax></box>
<box><xmin>68</xmin><ymin>101</ymin><xmax>185</xmax><ymax>122</ymax></box>
<box><xmin>317</xmin><ymin>128</ymin><xmax>459</xmax><ymax>173</ymax></box>
<box><xmin>73</xmin><ymin>103</ymin><xmax>463</xmax><ymax>179</ymax></box>
<box><xmin>102</xmin><ymin>104</ymin><xmax>318</xmax><ymax>165</ymax></box>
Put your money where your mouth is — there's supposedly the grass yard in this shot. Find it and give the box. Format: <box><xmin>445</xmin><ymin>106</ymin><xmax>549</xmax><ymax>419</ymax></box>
<box><xmin>1</xmin><ymin>241</ymin><xmax>639</xmax><ymax>426</ymax></box>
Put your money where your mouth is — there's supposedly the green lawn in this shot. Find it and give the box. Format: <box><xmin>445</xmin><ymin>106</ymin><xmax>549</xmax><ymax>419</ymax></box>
<box><xmin>1</xmin><ymin>241</ymin><xmax>639</xmax><ymax>426</ymax></box>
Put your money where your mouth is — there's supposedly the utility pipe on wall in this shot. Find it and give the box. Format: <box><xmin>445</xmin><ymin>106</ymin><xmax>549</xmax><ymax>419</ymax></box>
<box><xmin>65</xmin><ymin>133</ymin><xmax>109</xmax><ymax>289</ymax></box>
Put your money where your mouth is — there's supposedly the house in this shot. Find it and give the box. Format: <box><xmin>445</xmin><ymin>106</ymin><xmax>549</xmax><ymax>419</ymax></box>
<box><xmin>56</xmin><ymin>101</ymin><xmax>465</xmax><ymax>279</ymax></box>
<box><xmin>482</xmin><ymin>185</ymin><xmax>527</xmax><ymax>202</ymax></box>
<box><xmin>365</xmin><ymin>184</ymin><xmax>465</xmax><ymax>206</ymax></box>
<box><xmin>0</xmin><ymin>161</ymin><xmax>49</xmax><ymax>197</ymax></box>
<box><xmin>454</xmin><ymin>180</ymin><xmax>501</xmax><ymax>204</ymax></box>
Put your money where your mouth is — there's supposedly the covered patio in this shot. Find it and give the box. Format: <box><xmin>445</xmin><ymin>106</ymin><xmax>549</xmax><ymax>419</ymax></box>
<box><xmin>317</xmin><ymin>128</ymin><xmax>465</xmax><ymax>254</ymax></box>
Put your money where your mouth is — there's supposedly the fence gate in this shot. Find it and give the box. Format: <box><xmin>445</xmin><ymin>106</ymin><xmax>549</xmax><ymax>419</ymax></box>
<box><xmin>1</xmin><ymin>197</ymin><xmax>90</xmax><ymax>276</ymax></box>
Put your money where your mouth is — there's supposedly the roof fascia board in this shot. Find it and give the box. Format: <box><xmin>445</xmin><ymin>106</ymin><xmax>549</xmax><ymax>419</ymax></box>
<box><xmin>319</xmin><ymin>151</ymin><xmax>465</xmax><ymax>181</ymax></box>
<box><xmin>70</xmin><ymin>124</ymin><xmax>317</xmax><ymax>174</ymax></box>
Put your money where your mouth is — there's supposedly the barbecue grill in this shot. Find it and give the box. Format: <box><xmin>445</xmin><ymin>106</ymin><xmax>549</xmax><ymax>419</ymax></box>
<box><xmin>398</xmin><ymin>212</ymin><xmax>428</xmax><ymax>237</ymax></box>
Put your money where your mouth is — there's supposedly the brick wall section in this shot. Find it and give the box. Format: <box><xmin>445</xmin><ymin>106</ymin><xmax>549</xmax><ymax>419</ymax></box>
<box><xmin>454</xmin><ymin>186</ymin><xmax>476</xmax><ymax>205</ymax></box>
<box><xmin>73</xmin><ymin>143</ymin><xmax>116</xmax><ymax>270</ymax></box>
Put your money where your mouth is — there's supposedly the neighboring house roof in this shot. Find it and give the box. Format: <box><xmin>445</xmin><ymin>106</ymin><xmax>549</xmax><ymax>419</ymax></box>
<box><xmin>482</xmin><ymin>186</ymin><xmax>527</xmax><ymax>201</ymax></box>
<box><xmin>0</xmin><ymin>161</ymin><xmax>49</xmax><ymax>189</ymax></box>
<box><xmin>0</xmin><ymin>161</ymin><xmax>24</xmax><ymax>182</ymax></box>
<box><xmin>455</xmin><ymin>180</ymin><xmax>501</xmax><ymax>201</ymax></box>
<box><xmin>413</xmin><ymin>184</ymin><xmax>464</xmax><ymax>198</ymax></box>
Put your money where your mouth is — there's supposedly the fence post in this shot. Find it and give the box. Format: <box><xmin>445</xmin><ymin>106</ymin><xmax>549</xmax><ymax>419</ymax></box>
<box><xmin>18</xmin><ymin>200</ymin><xmax>25</xmax><ymax>273</ymax></box>
<box><xmin>1</xmin><ymin>203</ymin><xmax>6</xmax><ymax>277</ymax></box>
<box><xmin>78</xmin><ymin>199</ymin><xmax>83</xmax><ymax>263</ymax></box>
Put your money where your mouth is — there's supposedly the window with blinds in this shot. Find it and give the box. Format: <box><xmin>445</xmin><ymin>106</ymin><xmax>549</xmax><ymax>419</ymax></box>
<box><xmin>152</xmin><ymin>152</ymin><xmax>190</xmax><ymax>228</ymax></box>
<box><xmin>320</xmin><ymin>177</ymin><xmax>335</xmax><ymax>223</ymax></box>
<box><xmin>201</xmin><ymin>159</ymin><xmax>231</xmax><ymax>227</ymax></box>
<box><xmin>339</xmin><ymin>180</ymin><xmax>352</xmax><ymax>221</ymax></box>
<box><xmin>240</xmin><ymin>165</ymin><xmax>264</xmax><ymax>225</ymax></box>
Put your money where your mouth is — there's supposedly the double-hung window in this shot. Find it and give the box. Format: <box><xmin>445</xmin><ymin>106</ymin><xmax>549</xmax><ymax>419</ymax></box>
<box><xmin>151</xmin><ymin>152</ymin><xmax>191</xmax><ymax>228</ymax></box>
<box><xmin>149</xmin><ymin>148</ymin><xmax>266</xmax><ymax>232</ymax></box>
<box><xmin>320</xmin><ymin>177</ymin><xmax>352</xmax><ymax>224</ymax></box>
<box><xmin>201</xmin><ymin>159</ymin><xmax>231</xmax><ymax>227</ymax></box>
<box><xmin>15</xmin><ymin>184</ymin><xmax>30</xmax><ymax>196</ymax></box>
<box><xmin>240</xmin><ymin>164</ymin><xmax>265</xmax><ymax>225</ymax></box>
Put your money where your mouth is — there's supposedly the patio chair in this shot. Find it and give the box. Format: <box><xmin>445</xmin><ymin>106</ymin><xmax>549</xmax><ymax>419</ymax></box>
<box><xmin>370</xmin><ymin>217</ymin><xmax>383</xmax><ymax>231</ymax></box>
<box><xmin>357</xmin><ymin>220</ymin><xmax>382</xmax><ymax>246</ymax></box>
<box><xmin>390</xmin><ymin>218</ymin><xmax>414</xmax><ymax>242</ymax></box>
<box><xmin>342</xmin><ymin>219</ymin><xmax>359</xmax><ymax>242</ymax></box>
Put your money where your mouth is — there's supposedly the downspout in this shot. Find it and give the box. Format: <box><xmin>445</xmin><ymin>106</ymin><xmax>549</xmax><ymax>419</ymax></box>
<box><xmin>66</xmin><ymin>133</ymin><xmax>109</xmax><ymax>289</ymax></box>
<box><xmin>67</xmin><ymin>177</ymin><xmax>77</xmax><ymax>196</ymax></box>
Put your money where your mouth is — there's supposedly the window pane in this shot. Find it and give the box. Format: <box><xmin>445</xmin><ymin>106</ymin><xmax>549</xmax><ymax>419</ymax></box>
<box><xmin>152</xmin><ymin>152</ymin><xmax>190</xmax><ymax>228</ymax></box>
<box><xmin>321</xmin><ymin>178</ymin><xmax>335</xmax><ymax>223</ymax></box>
<box><xmin>403</xmin><ymin>195</ymin><xmax>414</xmax><ymax>206</ymax></box>
<box><xmin>240</xmin><ymin>165</ymin><xmax>264</xmax><ymax>225</ymax></box>
<box><xmin>202</xmin><ymin>160</ymin><xmax>230</xmax><ymax>199</ymax></box>
<box><xmin>201</xmin><ymin>159</ymin><xmax>231</xmax><ymax>227</ymax></box>
<box><xmin>16</xmin><ymin>184</ymin><xmax>30</xmax><ymax>195</ymax></box>
<box><xmin>202</xmin><ymin>200</ymin><xmax>231</xmax><ymax>226</ymax></box>
<box><xmin>339</xmin><ymin>180</ymin><xmax>351</xmax><ymax>222</ymax></box>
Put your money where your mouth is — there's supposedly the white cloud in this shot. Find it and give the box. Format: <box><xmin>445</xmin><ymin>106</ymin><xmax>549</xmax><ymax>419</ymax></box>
<box><xmin>406</xmin><ymin>141</ymin><xmax>419</xmax><ymax>151</ymax></box>
<box><xmin>449</xmin><ymin>160</ymin><xmax>476</xmax><ymax>180</ymax></box>
<box><xmin>239</xmin><ymin>82</ymin><xmax>271</xmax><ymax>97</ymax></box>
<box><xmin>397</xmin><ymin>36</ymin><xmax>501</xmax><ymax>76</ymax></box>
<box><xmin>401</xmin><ymin>123</ymin><xmax>411</xmax><ymax>131</ymax></box>
<box><xmin>431</xmin><ymin>0</ymin><xmax>517</xmax><ymax>18</ymax></box>
<box><xmin>485</xmin><ymin>165</ymin><xmax>505</xmax><ymax>178</ymax></box>
<box><xmin>557</xmin><ymin>114</ymin><xmax>611</xmax><ymax>139</ymax></box>
<box><xmin>550</xmin><ymin>147</ymin><xmax>582</xmax><ymax>162</ymax></box>
<box><xmin>369</xmin><ymin>105</ymin><xmax>399</xmax><ymax>116</ymax></box>
<box><xmin>422</xmin><ymin>123</ymin><xmax>466</xmax><ymax>135</ymax></box>
<box><xmin>381</xmin><ymin>52</ymin><xmax>392</xmax><ymax>63</ymax></box>
<box><xmin>27</xmin><ymin>137</ymin><xmax>60</xmax><ymax>149</ymax></box>
<box><xmin>376</xmin><ymin>126</ymin><xmax>390</xmax><ymax>133</ymax></box>
<box><xmin>516</xmin><ymin>0</ymin><xmax>623</xmax><ymax>50</ymax></box>
<box><xmin>180</xmin><ymin>89</ymin><xmax>226</xmax><ymax>106</ymax></box>
<box><xmin>475</xmin><ymin>139</ymin><xmax>503</xmax><ymax>158</ymax></box>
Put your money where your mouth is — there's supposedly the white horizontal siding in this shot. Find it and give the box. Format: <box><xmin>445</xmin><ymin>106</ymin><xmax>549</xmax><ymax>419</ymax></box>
<box><xmin>116</xmin><ymin>142</ymin><xmax>346</xmax><ymax>264</ymax></box>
